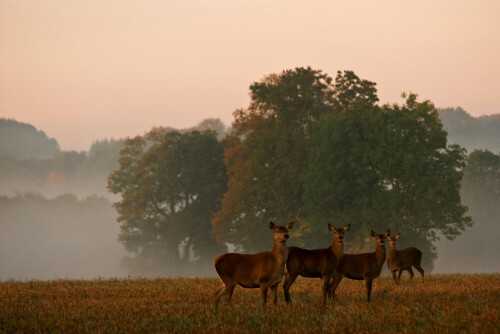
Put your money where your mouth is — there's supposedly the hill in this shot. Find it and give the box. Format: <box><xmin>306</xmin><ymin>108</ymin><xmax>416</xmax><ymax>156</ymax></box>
<box><xmin>0</xmin><ymin>119</ymin><xmax>60</xmax><ymax>159</ymax></box>
<box><xmin>438</xmin><ymin>107</ymin><xmax>500</xmax><ymax>153</ymax></box>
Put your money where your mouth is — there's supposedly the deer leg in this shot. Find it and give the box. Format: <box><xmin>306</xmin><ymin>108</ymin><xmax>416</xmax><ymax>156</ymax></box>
<box><xmin>397</xmin><ymin>269</ymin><xmax>403</xmax><ymax>284</ymax></box>
<box><xmin>227</xmin><ymin>284</ymin><xmax>236</xmax><ymax>308</ymax></box>
<box><xmin>283</xmin><ymin>272</ymin><xmax>299</xmax><ymax>304</ymax></box>
<box><xmin>321</xmin><ymin>276</ymin><xmax>330</xmax><ymax>306</ymax></box>
<box><xmin>414</xmin><ymin>264</ymin><xmax>425</xmax><ymax>282</ymax></box>
<box><xmin>328</xmin><ymin>273</ymin><xmax>343</xmax><ymax>301</ymax></box>
<box><xmin>271</xmin><ymin>285</ymin><xmax>278</xmax><ymax>306</ymax></box>
<box><xmin>260</xmin><ymin>285</ymin><xmax>269</xmax><ymax>307</ymax></box>
<box><xmin>408</xmin><ymin>267</ymin><xmax>415</xmax><ymax>280</ymax></box>
<box><xmin>365</xmin><ymin>278</ymin><xmax>373</xmax><ymax>303</ymax></box>
<box><xmin>214</xmin><ymin>286</ymin><xmax>226</xmax><ymax>308</ymax></box>
<box><xmin>391</xmin><ymin>270</ymin><xmax>398</xmax><ymax>285</ymax></box>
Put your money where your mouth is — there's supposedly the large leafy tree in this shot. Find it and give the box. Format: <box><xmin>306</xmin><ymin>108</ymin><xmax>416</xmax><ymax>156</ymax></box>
<box><xmin>108</xmin><ymin>129</ymin><xmax>227</xmax><ymax>276</ymax></box>
<box><xmin>211</xmin><ymin>68</ymin><xmax>378</xmax><ymax>252</ymax></box>
<box><xmin>304</xmin><ymin>93</ymin><xmax>472</xmax><ymax>269</ymax></box>
<box><xmin>211</xmin><ymin>67</ymin><xmax>335</xmax><ymax>251</ymax></box>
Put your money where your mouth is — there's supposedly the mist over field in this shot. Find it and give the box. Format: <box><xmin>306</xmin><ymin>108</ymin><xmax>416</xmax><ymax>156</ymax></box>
<box><xmin>1</xmin><ymin>109</ymin><xmax>499</xmax><ymax>281</ymax></box>
<box><xmin>0</xmin><ymin>195</ymin><xmax>128</xmax><ymax>281</ymax></box>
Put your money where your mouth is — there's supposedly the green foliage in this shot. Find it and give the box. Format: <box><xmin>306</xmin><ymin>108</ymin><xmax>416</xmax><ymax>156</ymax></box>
<box><xmin>108</xmin><ymin>130</ymin><xmax>227</xmax><ymax>276</ymax></box>
<box><xmin>332</xmin><ymin>70</ymin><xmax>379</xmax><ymax>111</ymax></box>
<box><xmin>212</xmin><ymin>68</ymin><xmax>396</xmax><ymax>253</ymax></box>
<box><xmin>304</xmin><ymin>93</ymin><xmax>472</xmax><ymax>269</ymax></box>
<box><xmin>212</xmin><ymin>67</ymin><xmax>336</xmax><ymax>252</ymax></box>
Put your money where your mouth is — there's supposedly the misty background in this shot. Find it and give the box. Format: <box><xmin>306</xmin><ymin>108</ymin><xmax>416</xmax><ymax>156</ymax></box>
<box><xmin>0</xmin><ymin>108</ymin><xmax>499</xmax><ymax>281</ymax></box>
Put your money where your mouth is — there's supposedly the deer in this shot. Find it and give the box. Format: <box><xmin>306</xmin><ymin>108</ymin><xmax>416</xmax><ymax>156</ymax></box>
<box><xmin>214</xmin><ymin>221</ymin><xmax>294</xmax><ymax>308</ymax></box>
<box><xmin>328</xmin><ymin>229</ymin><xmax>390</xmax><ymax>302</ymax></box>
<box><xmin>387</xmin><ymin>233</ymin><xmax>424</xmax><ymax>284</ymax></box>
<box><xmin>283</xmin><ymin>224</ymin><xmax>350</xmax><ymax>306</ymax></box>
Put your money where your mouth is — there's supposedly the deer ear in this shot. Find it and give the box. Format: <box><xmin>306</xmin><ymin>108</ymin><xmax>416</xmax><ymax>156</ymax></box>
<box><xmin>344</xmin><ymin>224</ymin><xmax>350</xmax><ymax>231</ymax></box>
<box><xmin>385</xmin><ymin>229</ymin><xmax>391</xmax><ymax>237</ymax></box>
<box><xmin>286</xmin><ymin>222</ymin><xmax>294</xmax><ymax>230</ymax></box>
<box><xmin>395</xmin><ymin>233</ymin><xmax>400</xmax><ymax>240</ymax></box>
<box><xmin>269</xmin><ymin>221</ymin><xmax>275</xmax><ymax>230</ymax></box>
<box><xmin>328</xmin><ymin>224</ymin><xmax>334</xmax><ymax>231</ymax></box>
<box><xmin>370</xmin><ymin>230</ymin><xmax>376</xmax><ymax>237</ymax></box>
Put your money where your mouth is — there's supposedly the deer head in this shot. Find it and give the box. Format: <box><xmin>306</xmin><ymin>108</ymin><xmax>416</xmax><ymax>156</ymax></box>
<box><xmin>370</xmin><ymin>229</ymin><xmax>390</xmax><ymax>246</ymax></box>
<box><xmin>387</xmin><ymin>233</ymin><xmax>400</xmax><ymax>248</ymax></box>
<box><xmin>328</xmin><ymin>224</ymin><xmax>351</xmax><ymax>243</ymax></box>
<box><xmin>270</xmin><ymin>221</ymin><xmax>294</xmax><ymax>243</ymax></box>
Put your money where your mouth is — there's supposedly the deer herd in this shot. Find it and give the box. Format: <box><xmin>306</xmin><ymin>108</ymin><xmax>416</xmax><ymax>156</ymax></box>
<box><xmin>214</xmin><ymin>222</ymin><xmax>424</xmax><ymax>308</ymax></box>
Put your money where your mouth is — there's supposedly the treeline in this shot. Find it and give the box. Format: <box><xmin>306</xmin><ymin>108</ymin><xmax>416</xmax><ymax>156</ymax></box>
<box><xmin>0</xmin><ymin>139</ymin><xmax>123</xmax><ymax>199</ymax></box>
<box><xmin>0</xmin><ymin>119</ymin><xmax>59</xmax><ymax>159</ymax></box>
<box><xmin>0</xmin><ymin>119</ymin><xmax>227</xmax><ymax>199</ymax></box>
<box><xmin>438</xmin><ymin>107</ymin><xmax>500</xmax><ymax>154</ymax></box>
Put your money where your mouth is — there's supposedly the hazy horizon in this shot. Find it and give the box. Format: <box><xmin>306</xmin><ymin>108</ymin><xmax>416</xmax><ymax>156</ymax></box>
<box><xmin>1</xmin><ymin>1</ymin><xmax>499</xmax><ymax>151</ymax></box>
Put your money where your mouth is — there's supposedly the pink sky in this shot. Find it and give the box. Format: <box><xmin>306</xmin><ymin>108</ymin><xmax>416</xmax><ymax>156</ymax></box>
<box><xmin>1</xmin><ymin>1</ymin><xmax>499</xmax><ymax>151</ymax></box>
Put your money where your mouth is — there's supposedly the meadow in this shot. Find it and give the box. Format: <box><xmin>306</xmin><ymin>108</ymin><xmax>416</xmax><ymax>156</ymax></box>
<box><xmin>0</xmin><ymin>274</ymin><xmax>498</xmax><ymax>333</ymax></box>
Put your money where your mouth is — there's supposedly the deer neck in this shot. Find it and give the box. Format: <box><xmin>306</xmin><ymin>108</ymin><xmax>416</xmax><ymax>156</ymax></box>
<box><xmin>331</xmin><ymin>239</ymin><xmax>344</xmax><ymax>259</ymax></box>
<box><xmin>272</xmin><ymin>240</ymin><xmax>288</xmax><ymax>264</ymax></box>
<box><xmin>388</xmin><ymin>244</ymin><xmax>397</xmax><ymax>259</ymax></box>
<box><xmin>375</xmin><ymin>243</ymin><xmax>386</xmax><ymax>266</ymax></box>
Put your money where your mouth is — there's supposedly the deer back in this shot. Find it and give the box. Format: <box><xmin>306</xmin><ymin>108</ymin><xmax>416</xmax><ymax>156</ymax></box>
<box><xmin>286</xmin><ymin>247</ymin><xmax>338</xmax><ymax>278</ymax></box>
<box><xmin>389</xmin><ymin>247</ymin><xmax>422</xmax><ymax>269</ymax></box>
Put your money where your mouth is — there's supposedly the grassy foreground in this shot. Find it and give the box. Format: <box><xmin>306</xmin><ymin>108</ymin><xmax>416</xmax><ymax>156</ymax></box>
<box><xmin>0</xmin><ymin>274</ymin><xmax>498</xmax><ymax>333</ymax></box>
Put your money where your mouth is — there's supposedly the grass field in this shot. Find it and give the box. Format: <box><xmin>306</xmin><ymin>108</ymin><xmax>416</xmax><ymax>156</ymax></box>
<box><xmin>1</xmin><ymin>274</ymin><xmax>498</xmax><ymax>333</ymax></box>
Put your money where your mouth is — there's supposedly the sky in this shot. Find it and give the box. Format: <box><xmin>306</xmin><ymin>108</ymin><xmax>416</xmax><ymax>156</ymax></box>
<box><xmin>1</xmin><ymin>0</ymin><xmax>499</xmax><ymax>151</ymax></box>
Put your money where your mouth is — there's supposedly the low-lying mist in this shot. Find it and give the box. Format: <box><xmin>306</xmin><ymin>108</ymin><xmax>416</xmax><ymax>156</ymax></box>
<box><xmin>1</xmin><ymin>191</ymin><xmax>498</xmax><ymax>282</ymax></box>
<box><xmin>0</xmin><ymin>194</ymin><xmax>127</xmax><ymax>281</ymax></box>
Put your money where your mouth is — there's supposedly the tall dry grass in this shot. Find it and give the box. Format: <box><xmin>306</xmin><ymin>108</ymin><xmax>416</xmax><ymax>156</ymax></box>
<box><xmin>0</xmin><ymin>274</ymin><xmax>498</xmax><ymax>333</ymax></box>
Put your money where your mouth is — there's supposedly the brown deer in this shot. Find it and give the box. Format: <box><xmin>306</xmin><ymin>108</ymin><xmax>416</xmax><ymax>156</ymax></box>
<box><xmin>329</xmin><ymin>229</ymin><xmax>390</xmax><ymax>302</ymax></box>
<box><xmin>214</xmin><ymin>221</ymin><xmax>294</xmax><ymax>308</ymax></box>
<box><xmin>387</xmin><ymin>233</ymin><xmax>424</xmax><ymax>284</ymax></box>
<box><xmin>283</xmin><ymin>224</ymin><xmax>350</xmax><ymax>306</ymax></box>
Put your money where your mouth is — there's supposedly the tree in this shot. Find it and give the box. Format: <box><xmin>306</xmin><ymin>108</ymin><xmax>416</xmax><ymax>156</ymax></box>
<box><xmin>211</xmin><ymin>67</ymin><xmax>336</xmax><ymax>252</ymax></box>
<box><xmin>304</xmin><ymin>93</ymin><xmax>472</xmax><ymax>269</ymax></box>
<box><xmin>108</xmin><ymin>129</ymin><xmax>227</xmax><ymax>276</ymax></box>
<box><xmin>195</xmin><ymin>118</ymin><xmax>227</xmax><ymax>140</ymax></box>
<box><xmin>331</xmin><ymin>70</ymin><xmax>378</xmax><ymax>111</ymax></box>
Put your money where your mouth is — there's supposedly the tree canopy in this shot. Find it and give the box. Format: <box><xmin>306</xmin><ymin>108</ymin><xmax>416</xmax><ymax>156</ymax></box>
<box><xmin>108</xmin><ymin>129</ymin><xmax>227</xmax><ymax>276</ymax></box>
<box><xmin>212</xmin><ymin>67</ymin><xmax>472</xmax><ymax>270</ymax></box>
<box><xmin>211</xmin><ymin>67</ymin><xmax>337</xmax><ymax>251</ymax></box>
<box><xmin>211</xmin><ymin>68</ymin><xmax>397</xmax><ymax>252</ymax></box>
<box><xmin>304</xmin><ymin>94</ymin><xmax>472</xmax><ymax>268</ymax></box>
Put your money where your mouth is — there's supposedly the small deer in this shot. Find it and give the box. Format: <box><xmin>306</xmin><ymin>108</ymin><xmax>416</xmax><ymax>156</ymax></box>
<box><xmin>329</xmin><ymin>229</ymin><xmax>390</xmax><ymax>302</ymax></box>
<box><xmin>283</xmin><ymin>224</ymin><xmax>350</xmax><ymax>306</ymax></box>
<box><xmin>387</xmin><ymin>233</ymin><xmax>424</xmax><ymax>284</ymax></box>
<box><xmin>214</xmin><ymin>221</ymin><xmax>294</xmax><ymax>308</ymax></box>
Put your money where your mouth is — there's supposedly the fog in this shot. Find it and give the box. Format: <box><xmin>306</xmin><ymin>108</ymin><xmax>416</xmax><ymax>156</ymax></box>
<box><xmin>0</xmin><ymin>194</ymin><xmax>128</xmax><ymax>281</ymax></box>
<box><xmin>1</xmin><ymin>191</ymin><xmax>498</xmax><ymax>282</ymax></box>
